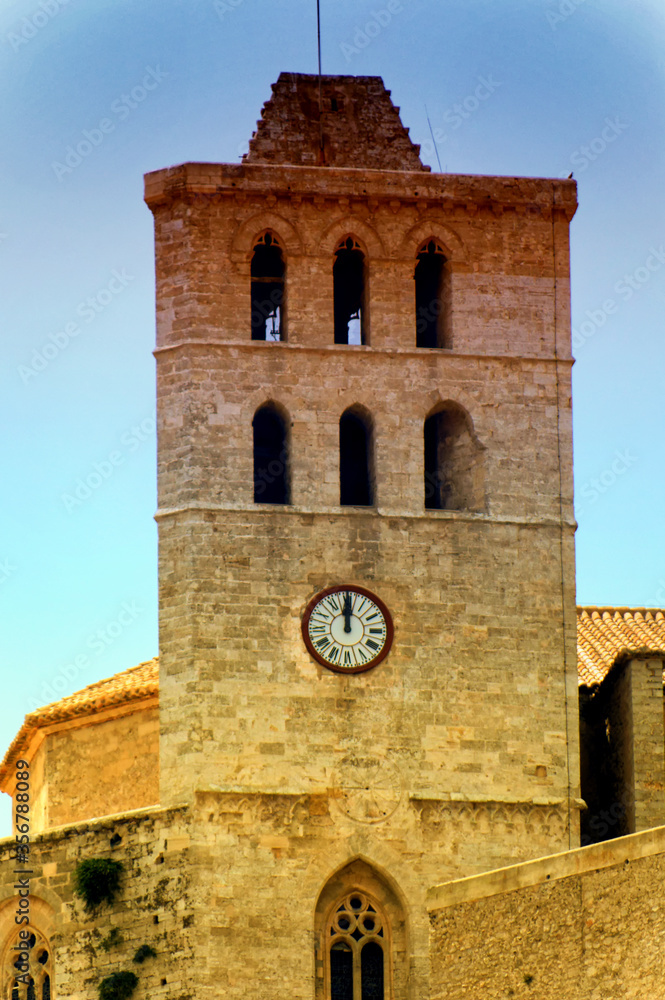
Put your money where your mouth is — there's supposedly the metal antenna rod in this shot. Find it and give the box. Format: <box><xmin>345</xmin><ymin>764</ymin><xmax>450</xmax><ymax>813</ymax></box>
<box><xmin>425</xmin><ymin>105</ymin><xmax>443</xmax><ymax>172</ymax></box>
<box><xmin>317</xmin><ymin>0</ymin><xmax>324</xmax><ymax>150</ymax></box>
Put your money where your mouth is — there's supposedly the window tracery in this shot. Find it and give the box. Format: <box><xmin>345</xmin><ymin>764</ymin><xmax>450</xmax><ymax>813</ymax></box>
<box><xmin>328</xmin><ymin>892</ymin><xmax>385</xmax><ymax>1000</ymax></box>
<box><xmin>4</xmin><ymin>930</ymin><xmax>53</xmax><ymax>1000</ymax></box>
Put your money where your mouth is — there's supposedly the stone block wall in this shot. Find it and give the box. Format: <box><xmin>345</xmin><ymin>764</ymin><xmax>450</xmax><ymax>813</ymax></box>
<box><xmin>14</xmin><ymin>704</ymin><xmax>160</xmax><ymax>835</ymax></box>
<box><xmin>628</xmin><ymin>657</ymin><xmax>665</xmax><ymax>830</ymax></box>
<box><xmin>147</xmin><ymin>160</ymin><xmax>580</xmax><ymax>851</ymax></box>
<box><xmin>427</xmin><ymin>824</ymin><xmax>665</xmax><ymax>999</ymax></box>
<box><xmin>0</xmin><ymin>806</ymin><xmax>194</xmax><ymax>1000</ymax></box>
<box><xmin>0</xmin><ymin>794</ymin><xmax>572</xmax><ymax>1000</ymax></box>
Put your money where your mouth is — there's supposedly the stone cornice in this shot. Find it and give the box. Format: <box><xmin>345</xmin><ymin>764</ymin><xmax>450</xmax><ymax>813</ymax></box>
<box><xmin>153</xmin><ymin>339</ymin><xmax>575</xmax><ymax>366</ymax></box>
<box><xmin>153</xmin><ymin>503</ymin><xmax>577</xmax><ymax>530</ymax></box>
<box><xmin>144</xmin><ymin>161</ymin><xmax>577</xmax><ymax>221</ymax></box>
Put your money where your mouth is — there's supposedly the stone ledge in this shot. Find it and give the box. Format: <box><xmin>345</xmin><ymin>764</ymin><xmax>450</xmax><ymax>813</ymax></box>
<box><xmin>144</xmin><ymin>161</ymin><xmax>577</xmax><ymax>220</ymax></box>
<box><xmin>0</xmin><ymin>802</ymin><xmax>189</xmax><ymax>849</ymax></box>
<box><xmin>153</xmin><ymin>338</ymin><xmax>576</xmax><ymax>366</ymax></box>
<box><xmin>426</xmin><ymin>823</ymin><xmax>665</xmax><ymax>911</ymax></box>
<box><xmin>154</xmin><ymin>503</ymin><xmax>576</xmax><ymax>529</ymax></box>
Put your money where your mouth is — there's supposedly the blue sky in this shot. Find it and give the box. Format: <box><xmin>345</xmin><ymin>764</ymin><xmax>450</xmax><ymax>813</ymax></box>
<box><xmin>1</xmin><ymin>0</ymin><xmax>664</xmax><ymax>833</ymax></box>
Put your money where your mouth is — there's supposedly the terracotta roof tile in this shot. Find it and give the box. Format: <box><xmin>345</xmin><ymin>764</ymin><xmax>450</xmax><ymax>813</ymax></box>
<box><xmin>577</xmin><ymin>607</ymin><xmax>665</xmax><ymax>686</ymax></box>
<box><xmin>0</xmin><ymin>658</ymin><xmax>158</xmax><ymax>784</ymax></box>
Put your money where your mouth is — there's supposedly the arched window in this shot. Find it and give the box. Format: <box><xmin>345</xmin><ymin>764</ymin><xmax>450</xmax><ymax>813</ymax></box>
<box><xmin>329</xmin><ymin>892</ymin><xmax>385</xmax><ymax>1000</ymax></box>
<box><xmin>340</xmin><ymin>409</ymin><xmax>373</xmax><ymax>506</ymax></box>
<box><xmin>251</xmin><ymin>233</ymin><xmax>285</xmax><ymax>341</ymax></box>
<box><xmin>253</xmin><ymin>403</ymin><xmax>290</xmax><ymax>504</ymax></box>
<box><xmin>334</xmin><ymin>238</ymin><xmax>367</xmax><ymax>345</ymax></box>
<box><xmin>4</xmin><ymin>930</ymin><xmax>53</xmax><ymax>1000</ymax></box>
<box><xmin>424</xmin><ymin>404</ymin><xmax>485</xmax><ymax>512</ymax></box>
<box><xmin>414</xmin><ymin>239</ymin><xmax>450</xmax><ymax>348</ymax></box>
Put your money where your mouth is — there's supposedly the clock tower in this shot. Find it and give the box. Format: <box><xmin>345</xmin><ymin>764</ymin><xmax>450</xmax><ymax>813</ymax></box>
<box><xmin>145</xmin><ymin>72</ymin><xmax>579</xmax><ymax>998</ymax></box>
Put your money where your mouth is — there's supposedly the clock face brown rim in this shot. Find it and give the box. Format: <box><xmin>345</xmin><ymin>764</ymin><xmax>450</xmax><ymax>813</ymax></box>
<box><xmin>302</xmin><ymin>585</ymin><xmax>394</xmax><ymax>674</ymax></box>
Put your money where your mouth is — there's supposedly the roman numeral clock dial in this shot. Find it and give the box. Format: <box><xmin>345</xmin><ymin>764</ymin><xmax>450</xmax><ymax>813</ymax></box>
<box><xmin>302</xmin><ymin>586</ymin><xmax>394</xmax><ymax>674</ymax></box>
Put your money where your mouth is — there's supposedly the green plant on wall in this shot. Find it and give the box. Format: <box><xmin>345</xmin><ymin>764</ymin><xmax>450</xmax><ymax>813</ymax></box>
<box><xmin>100</xmin><ymin>927</ymin><xmax>123</xmax><ymax>952</ymax></box>
<box><xmin>98</xmin><ymin>971</ymin><xmax>138</xmax><ymax>1000</ymax></box>
<box><xmin>132</xmin><ymin>944</ymin><xmax>156</xmax><ymax>963</ymax></box>
<box><xmin>73</xmin><ymin>858</ymin><xmax>124</xmax><ymax>913</ymax></box>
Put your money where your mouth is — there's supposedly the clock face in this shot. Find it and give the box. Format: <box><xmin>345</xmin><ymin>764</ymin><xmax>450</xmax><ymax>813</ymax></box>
<box><xmin>302</xmin><ymin>586</ymin><xmax>393</xmax><ymax>674</ymax></box>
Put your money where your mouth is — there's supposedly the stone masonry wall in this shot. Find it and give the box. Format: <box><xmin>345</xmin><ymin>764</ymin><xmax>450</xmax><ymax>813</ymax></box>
<box><xmin>0</xmin><ymin>795</ymin><xmax>570</xmax><ymax>1000</ymax></box>
<box><xmin>628</xmin><ymin>657</ymin><xmax>665</xmax><ymax>830</ymax></box>
<box><xmin>157</xmin><ymin>508</ymin><xmax>578</xmax><ymax>820</ymax></box>
<box><xmin>45</xmin><ymin>705</ymin><xmax>160</xmax><ymax>831</ymax></box>
<box><xmin>0</xmin><ymin>806</ymin><xmax>195</xmax><ymax>1000</ymax></box>
<box><xmin>148</xmin><ymin>161</ymin><xmax>579</xmax><ymax>839</ymax></box>
<box><xmin>20</xmin><ymin>704</ymin><xmax>160</xmax><ymax>835</ymax></box>
<box><xmin>428</xmin><ymin>825</ymin><xmax>665</xmax><ymax>999</ymax></box>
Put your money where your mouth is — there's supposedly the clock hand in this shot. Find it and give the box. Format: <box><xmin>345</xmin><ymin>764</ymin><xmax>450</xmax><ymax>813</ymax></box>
<box><xmin>342</xmin><ymin>592</ymin><xmax>353</xmax><ymax>633</ymax></box>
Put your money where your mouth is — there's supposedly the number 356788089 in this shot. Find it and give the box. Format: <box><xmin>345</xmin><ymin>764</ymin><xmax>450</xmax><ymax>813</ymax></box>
<box><xmin>14</xmin><ymin>760</ymin><xmax>30</xmax><ymax>838</ymax></box>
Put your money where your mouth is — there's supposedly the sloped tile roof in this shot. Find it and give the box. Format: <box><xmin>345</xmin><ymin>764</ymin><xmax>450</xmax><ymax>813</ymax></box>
<box><xmin>0</xmin><ymin>658</ymin><xmax>158</xmax><ymax>784</ymax></box>
<box><xmin>577</xmin><ymin>607</ymin><xmax>665</xmax><ymax>686</ymax></box>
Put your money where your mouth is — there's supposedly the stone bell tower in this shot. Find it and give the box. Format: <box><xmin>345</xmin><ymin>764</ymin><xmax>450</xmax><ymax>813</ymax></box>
<box><xmin>145</xmin><ymin>72</ymin><xmax>579</xmax><ymax>999</ymax></box>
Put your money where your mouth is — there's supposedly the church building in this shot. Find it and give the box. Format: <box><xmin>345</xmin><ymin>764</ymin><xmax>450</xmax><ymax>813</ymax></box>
<box><xmin>1</xmin><ymin>72</ymin><xmax>664</xmax><ymax>1000</ymax></box>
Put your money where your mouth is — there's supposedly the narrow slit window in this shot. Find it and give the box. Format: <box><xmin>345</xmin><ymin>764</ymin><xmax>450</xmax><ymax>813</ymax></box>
<box><xmin>334</xmin><ymin>238</ymin><xmax>366</xmax><ymax>345</ymax></box>
<box><xmin>415</xmin><ymin>239</ymin><xmax>449</xmax><ymax>348</ymax></box>
<box><xmin>251</xmin><ymin>233</ymin><xmax>285</xmax><ymax>341</ymax></box>
<box><xmin>340</xmin><ymin>409</ymin><xmax>373</xmax><ymax>506</ymax></box>
<box><xmin>253</xmin><ymin>404</ymin><xmax>290</xmax><ymax>504</ymax></box>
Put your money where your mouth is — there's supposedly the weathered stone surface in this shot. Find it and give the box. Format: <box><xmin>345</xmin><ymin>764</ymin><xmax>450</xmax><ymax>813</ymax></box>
<box><xmin>428</xmin><ymin>825</ymin><xmax>665</xmax><ymax>999</ymax></box>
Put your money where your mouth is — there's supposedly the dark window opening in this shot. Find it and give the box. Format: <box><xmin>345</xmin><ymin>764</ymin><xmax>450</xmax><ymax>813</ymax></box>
<box><xmin>424</xmin><ymin>412</ymin><xmax>444</xmax><ymax>510</ymax></box>
<box><xmin>415</xmin><ymin>239</ymin><xmax>449</xmax><ymax>348</ymax></box>
<box><xmin>424</xmin><ymin>406</ymin><xmax>484</xmax><ymax>512</ymax></box>
<box><xmin>331</xmin><ymin>942</ymin><xmax>353</xmax><ymax>1000</ymax></box>
<box><xmin>340</xmin><ymin>410</ymin><xmax>373</xmax><ymax>506</ymax></box>
<box><xmin>42</xmin><ymin>976</ymin><xmax>51</xmax><ymax>1000</ymax></box>
<box><xmin>334</xmin><ymin>238</ymin><xmax>367</xmax><ymax>345</ymax></box>
<box><xmin>253</xmin><ymin>405</ymin><xmax>289</xmax><ymax>504</ymax></box>
<box><xmin>579</xmin><ymin>675</ymin><xmax>635</xmax><ymax>846</ymax></box>
<box><xmin>361</xmin><ymin>942</ymin><xmax>384</xmax><ymax>1000</ymax></box>
<box><xmin>251</xmin><ymin>233</ymin><xmax>285</xmax><ymax>341</ymax></box>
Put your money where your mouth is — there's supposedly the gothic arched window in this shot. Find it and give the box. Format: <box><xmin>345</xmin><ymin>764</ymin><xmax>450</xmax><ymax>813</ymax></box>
<box><xmin>340</xmin><ymin>408</ymin><xmax>373</xmax><ymax>506</ymax></box>
<box><xmin>251</xmin><ymin>232</ymin><xmax>285</xmax><ymax>341</ymax></box>
<box><xmin>4</xmin><ymin>930</ymin><xmax>53</xmax><ymax>1000</ymax></box>
<box><xmin>414</xmin><ymin>239</ymin><xmax>450</xmax><ymax>348</ymax></box>
<box><xmin>334</xmin><ymin>238</ymin><xmax>367</xmax><ymax>345</ymax></box>
<box><xmin>424</xmin><ymin>403</ymin><xmax>485</xmax><ymax>512</ymax></box>
<box><xmin>253</xmin><ymin>403</ymin><xmax>290</xmax><ymax>504</ymax></box>
<box><xmin>329</xmin><ymin>892</ymin><xmax>385</xmax><ymax>1000</ymax></box>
